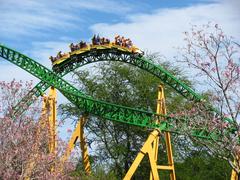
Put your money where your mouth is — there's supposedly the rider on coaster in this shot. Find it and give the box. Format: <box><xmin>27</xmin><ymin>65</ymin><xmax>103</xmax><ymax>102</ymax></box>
<box><xmin>96</xmin><ymin>35</ymin><xmax>101</xmax><ymax>45</ymax></box>
<box><xmin>115</xmin><ymin>35</ymin><xmax>121</xmax><ymax>46</ymax></box>
<box><xmin>57</xmin><ymin>51</ymin><xmax>62</xmax><ymax>59</ymax></box>
<box><xmin>92</xmin><ymin>35</ymin><xmax>96</xmax><ymax>45</ymax></box>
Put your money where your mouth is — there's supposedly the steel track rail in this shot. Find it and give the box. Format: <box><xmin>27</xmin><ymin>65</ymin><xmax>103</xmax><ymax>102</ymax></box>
<box><xmin>0</xmin><ymin>44</ymin><xmax>234</xmax><ymax>140</ymax></box>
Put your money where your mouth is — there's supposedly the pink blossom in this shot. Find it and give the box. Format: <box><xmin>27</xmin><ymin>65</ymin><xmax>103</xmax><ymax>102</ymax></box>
<box><xmin>67</xmin><ymin>128</ymin><xmax>72</xmax><ymax>133</ymax></box>
<box><xmin>211</xmin><ymin>67</ymin><xmax>216</xmax><ymax>72</ymax></box>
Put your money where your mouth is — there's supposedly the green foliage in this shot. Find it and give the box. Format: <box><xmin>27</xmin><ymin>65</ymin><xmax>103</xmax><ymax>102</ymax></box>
<box><xmin>175</xmin><ymin>151</ymin><xmax>231</xmax><ymax>180</ymax></box>
<box><xmin>60</xmin><ymin>54</ymin><xmax>231</xmax><ymax>179</ymax></box>
<box><xmin>60</xmin><ymin>54</ymin><xmax>188</xmax><ymax>178</ymax></box>
<box><xmin>70</xmin><ymin>165</ymin><xmax>118</xmax><ymax>180</ymax></box>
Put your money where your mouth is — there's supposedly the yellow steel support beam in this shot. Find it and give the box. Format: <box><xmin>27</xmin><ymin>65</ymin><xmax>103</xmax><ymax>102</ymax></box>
<box><xmin>123</xmin><ymin>129</ymin><xmax>160</xmax><ymax>180</ymax></box>
<box><xmin>150</xmin><ymin>85</ymin><xmax>162</xmax><ymax>180</ymax></box>
<box><xmin>62</xmin><ymin>115</ymin><xmax>91</xmax><ymax>175</ymax></box>
<box><xmin>80</xmin><ymin>116</ymin><xmax>91</xmax><ymax>174</ymax></box>
<box><xmin>48</xmin><ymin>87</ymin><xmax>57</xmax><ymax>154</ymax></box>
<box><xmin>124</xmin><ymin>85</ymin><xmax>176</xmax><ymax>180</ymax></box>
<box><xmin>62</xmin><ymin>120</ymin><xmax>82</xmax><ymax>162</ymax></box>
<box><xmin>231</xmin><ymin>170</ymin><xmax>238</xmax><ymax>180</ymax></box>
<box><xmin>25</xmin><ymin>87</ymin><xmax>57</xmax><ymax>179</ymax></box>
<box><xmin>150</xmin><ymin>85</ymin><xmax>175</xmax><ymax>180</ymax></box>
<box><xmin>164</xmin><ymin>132</ymin><xmax>175</xmax><ymax>180</ymax></box>
<box><xmin>231</xmin><ymin>159</ymin><xmax>238</xmax><ymax>180</ymax></box>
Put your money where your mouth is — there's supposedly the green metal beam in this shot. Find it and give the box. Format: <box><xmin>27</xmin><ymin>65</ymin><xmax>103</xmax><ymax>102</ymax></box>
<box><xmin>13</xmin><ymin>48</ymin><xmax>202</xmax><ymax>116</ymax></box>
<box><xmin>53</xmin><ymin>49</ymin><xmax>202</xmax><ymax>101</ymax></box>
<box><xmin>15</xmin><ymin>47</ymin><xmax>232</xmax><ymax>125</ymax></box>
<box><xmin>0</xmin><ymin>44</ymin><xmax>234</xmax><ymax>141</ymax></box>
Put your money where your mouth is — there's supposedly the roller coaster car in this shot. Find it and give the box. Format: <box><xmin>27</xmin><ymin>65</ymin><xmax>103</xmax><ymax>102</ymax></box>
<box><xmin>51</xmin><ymin>39</ymin><xmax>144</xmax><ymax>67</ymax></box>
<box><xmin>91</xmin><ymin>44</ymin><xmax>109</xmax><ymax>50</ymax></box>
<box><xmin>111</xmin><ymin>43</ymin><xmax>131</xmax><ymax>53</ymax></box>
<box><xmin>70</xmin><ymin>45</ymin><xmax>91</xmax><ymax>56</ymax></box>
<box><xmin>131</xmin><ymin>46</ymin><xmax>144</xmax><ymax>57</ymax></box>
<box><xmin>53</xmin><ymin>53</ymin><xmax>70</xmax><ymax>65</ymax></box>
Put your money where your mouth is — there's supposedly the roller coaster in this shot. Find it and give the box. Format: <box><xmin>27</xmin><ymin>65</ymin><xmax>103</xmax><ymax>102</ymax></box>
<box><xmin>0</xmin><ymin>36</ymin><xmax>237</xmax><ymax>179</ymax></box>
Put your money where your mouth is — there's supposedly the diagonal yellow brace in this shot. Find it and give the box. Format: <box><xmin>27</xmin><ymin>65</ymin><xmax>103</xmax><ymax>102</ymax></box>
<box><xmin>123</xmin><ymin>129</ymin><xmax>160</xmax><ymax>180</ymax></box>
<box><xmin>231</xmin><ymin>159</ymin><xmax>238</xmax><ymax>180</ymax></box>
<box><xmin>62</xmin><ymin>115</ymin><xmax>91</xmax><ymax>175</ymax></box>
<box><xmin>124</xmin><ymin>85</ymin><xmax>176</xmax><ymax>180</ymax></box>
<box><xmin>62</xmin><ymin>120</ymin><xmax>82</xmax><ymax>162</ymax></box>
<box><xmin>231</xmin><ymin>170</ymin><xmax>238</xmax><ymax>180</ymax></box>
<box><xmin>150</xmin><ymin>85</ymin><xmax>176</xmax><ymax>180</ymax></box>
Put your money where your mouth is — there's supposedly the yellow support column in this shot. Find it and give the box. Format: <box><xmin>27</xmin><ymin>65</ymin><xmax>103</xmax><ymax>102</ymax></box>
<box><xmin>124</xmin><ymin>85</ymin><xmax>176</xmax><ymax>180</ymax></box>
<box><xmin>150</xmin><ymin>85</ymin><xmax>162</xmax><ymax>180</ymax></box>
<box><xmin>80</xmin><ymin>116</ymin><xmax>91</xmax><ymax>174</ymax></box>
<box><xmin>123</xmin><ymin>129</ymin><xmax>160</xmax><ymax>180</ymax></box>
<box><xmin>24</xmin><ymin>96</ymin><xmax>48</xmax><ymax>179</ymax></box>
<box><xmin>48</xmin><ymin>87</ymin><xmax>57</xmax><ymax>154</ymax></box>
<box><xmin>62</xmin><ymin>115</ymin><xmax>91</xmax><ymax>175</ymax></box>
<box><xmin>156</xmin><ymin>85</ymin><xmax>176</xmax><ymax>180</ymax></box>
<box><xmin>231</xmin><ymin>170</ymin><xmax>238</xmax><ymax>180</ymax></box>
<box><xmin>231</xmin><ymin>159</ymin><xmax>238</xmax><ymax>180</ymax></box>
<box><xmin>25</xmin><ymin>87</ymin><xmax>57</xmax><ymax>179</ymax></box>
<box><xmin>150</xmin><ymin>85</ymin><xmax>176</xmax><ymax>180</ymax></box>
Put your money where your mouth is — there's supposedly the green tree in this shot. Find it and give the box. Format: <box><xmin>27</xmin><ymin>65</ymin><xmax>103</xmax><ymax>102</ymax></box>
<box><xmin>177</xmin><ymin>23</ymin><xmax>240</xmax><ymax>173</ymax></box>
<box><xmin>175</xmin><ymin>150</ymin><xmax>231</xmax><ymax>180</ymax></box>
<box><xmin>59</xmin><ymin>54</ymin><xmax>231</xmax><ymax>179</ymax></box>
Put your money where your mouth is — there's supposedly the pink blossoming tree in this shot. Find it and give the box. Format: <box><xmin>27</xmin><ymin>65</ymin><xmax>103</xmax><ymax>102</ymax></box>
<box><xmin>177</xmin><ymin>23</ymin><xmax>240</xmax><ymax>173</ymax></box>
<box><xmin>0</xmin><ymin>80</ymin><xmax>74</xmax><ymax>179</ymax></box>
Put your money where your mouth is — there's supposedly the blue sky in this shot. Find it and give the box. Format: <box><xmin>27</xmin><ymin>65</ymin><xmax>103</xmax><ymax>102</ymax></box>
<box><xmin>0</xmin><ymin>0</ymin><xmax>239</xmax><ymax>140</ymax></box>
<box><xmin>0</xmin><ymin>0</ymin><xmax>239</xmax><ymax>82</ymax></box>
<box><xmin>1</xmin><ymin>0</ymin><xmax>219</xmax><ymax>50</ymax></box>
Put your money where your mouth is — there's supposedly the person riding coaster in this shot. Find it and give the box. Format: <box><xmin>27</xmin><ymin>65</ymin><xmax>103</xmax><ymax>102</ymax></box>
<box><xmin>69</xmin><ymin>41</ymin><xmax>88</xmax><ymax>52</ymax></box>
<box><xmin>69</xmin><ymin>43</ymin><xmax>78</xmax><ymax>52</ymax></box>
<box><xmin>49</xmin><ymin>51</ymin><xmax>62</xmax><ymax>63</ymax></box>
<box><xmin>51</xmin><ymin>35</ymin><xmax>144</xmax><ymax>64</ymax></box>
<box><xmin>49</xmin><ymin>56</ymin><xmax>57</xmax><ymax>63</ymax></box>
<box><xmin>50</xmin><ymin>51</ymin><xmax>71</xmax><ymax>64</ymax></box>
<box><xmin>92</xmin><ymin>34</ymin><xmax>110</xmax><ymax>46</ymax></box>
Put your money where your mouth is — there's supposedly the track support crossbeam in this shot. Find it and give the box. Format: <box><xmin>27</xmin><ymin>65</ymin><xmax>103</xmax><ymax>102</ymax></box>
<box><xmin>124</xmin><ymin>85</ymin><xmax>176</xmax><ymax>180</ymax></box>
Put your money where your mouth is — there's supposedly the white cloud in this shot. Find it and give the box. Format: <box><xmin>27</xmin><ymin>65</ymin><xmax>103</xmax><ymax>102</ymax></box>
<box><xmin>91</xmin><ymin>0</ymin><xmax>240</xmax><ymax>60</ymax></box>
<box><xmin>90</xmin><ymin>0</ymin><xmax>240</xmax><ymax>92</ymax></box>
<box><xmin>27</xmin><ymin>40</ymin><xmax>72</xmax><ymax>68</ymax></box>
<box><xmin>0</xmin><ymin>1</ymin><xmax>76</xmax><ymax>37</ymax></box>
<box><xmin>0</xmin><ymin>64</ymin><xmax>38</xmax><ymax>83</ymax></box>
<box><xmin>72</xmin><ymin>0</ymin><xmax>132</xmax><ymax>14</ymax></box>
<box><xmin>0</xmin><ymin>0</ymin><xmax>133</xmax><ymax>38</ymax></box>
<box><xmin>0</xmin><ymin>39</ymin><xmax>71</xmax><ymax>83</ymax></box>
<box><xmin>1</xmin><ymin>0</ymin><xmax>239</xmax><ymax>95</ymax></box>
<box><xmin>0</xmin><ymin>39</ymin><xmax>74</xmax><ymax>107</ymax></box>
<box><xmin>2</xmin><ymin>0</ymin><xmax>239</xmax><ymax>143</ymax></box>
<box><xmin>1</xmin><ymin>0</ymin><xmax>239</xmax><ymax>89</ymax></box>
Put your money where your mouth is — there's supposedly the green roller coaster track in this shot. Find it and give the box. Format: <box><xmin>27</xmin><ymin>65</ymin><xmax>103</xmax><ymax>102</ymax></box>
<box><xmin>12</xmin><ymin>49</ymin><xmax>202</xmax><ymax>116</ymax></box>
<box><xmin>0</xmin><ymin>44</ymin><xmax>235</xmax><ymax>141</ymax></box>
